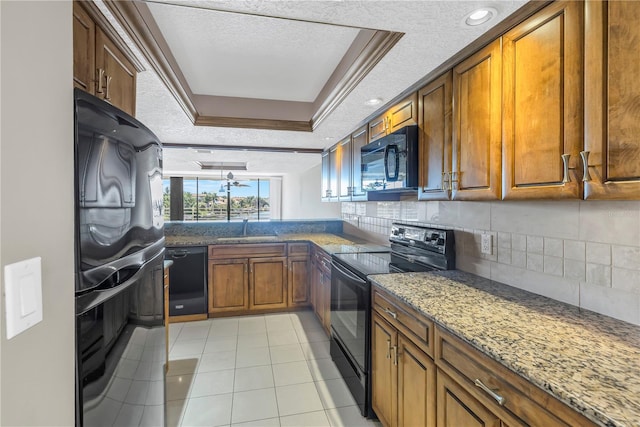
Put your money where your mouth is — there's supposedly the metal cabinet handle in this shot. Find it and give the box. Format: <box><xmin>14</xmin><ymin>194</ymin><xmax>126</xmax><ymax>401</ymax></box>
<box><xmin>475</xmin><ymin>379</ymin><xmax>506</xmax><ymax>406</ymax></box>
<box><xmin>386</xmin><ymin>339</ymin><xmax>392</xmax><ymax>359</ymax></box>
<box><xmin>96</xmin><ymin>68</ymin><xmax>105</xmax><ymax>94</ymax></box>
<box><xmin>580</xmin><ymin>150</ymin><xmax>592</xmax><ymax>182</ymax></box>
<box><xmin>441</xmin><ymin>172</ymin><xmax>450</xmax><ymax>191</ymax></box>
<box><xmin>561</xmin><ymin>154</ymin><xmax>572</xmax><ymax>183</ymax></box>
<box><xmin>104</xmin><ymin>74</ymin><xmax>112</xmax><ymax>101</ymax></box>
<box><xmin>383</xmin><ymin>307</ymin><xmax>397</xmax><ymax>319</ymax></box>
<box><xmin>449</xmin><ymin>171</ymin><xmax>459</xmax><ymax>190</ymax></box>
<box><xmin>392</xmin><ymin>345</ymin><xmax>398</xmax><ymax>366</ymax></box>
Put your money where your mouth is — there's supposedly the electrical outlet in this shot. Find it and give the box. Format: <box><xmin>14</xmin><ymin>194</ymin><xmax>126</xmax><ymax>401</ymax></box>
<box><xmin>481</xmin><ymin>233</ymin><xmax>493</xmax><ymax>255</ymax></box>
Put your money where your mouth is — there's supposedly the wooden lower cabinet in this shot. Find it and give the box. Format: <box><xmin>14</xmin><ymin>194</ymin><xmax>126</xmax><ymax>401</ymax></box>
<box><xmin>371</xmin><ymin>313</ymin><xmax>436</xmax><ymax>427</ymax></box>
<box><xmin>288</xmin><ymin>256</ymin><xmax>310</xmax><ymax>307</ymax></box>
<box><xmin>310</xmin><ymin>246</ymin><xmax>331</xmax><ymax>335</ymax></box>
<box><xmin>249</xmin><ymin>257</ymin><xmax>288</xmax><ymax>310</ymax></box>
<box><xmin>208</xmin><ymin>259</ymin><xmax>249</xmax><ymax>313</ymax></box>
<box><xmin>437</xmin><ymin>369</ymin><xmax>501</xmax><ymax>427</ymax></box>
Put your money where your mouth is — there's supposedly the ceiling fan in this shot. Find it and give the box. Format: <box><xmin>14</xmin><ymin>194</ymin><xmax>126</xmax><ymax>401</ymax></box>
<box><xmin>218</xmin><ymin>171</ymin><xmax>250</xmax><ymax>193</ymax></box>
<box><xmin>226</xmin><ymin>172</ymin><xmax>250</xmax><ymax>187</ymax></box>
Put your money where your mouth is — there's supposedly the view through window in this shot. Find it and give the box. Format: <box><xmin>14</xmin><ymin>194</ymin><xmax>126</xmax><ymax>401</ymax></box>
<box><xmin>163</xmin><ymin>178</ymin><xmax>270</xmax><ymax>221</ymax></box>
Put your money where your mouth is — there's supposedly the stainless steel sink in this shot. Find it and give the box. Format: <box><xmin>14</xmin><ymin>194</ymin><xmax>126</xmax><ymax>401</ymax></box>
<box><xmin>216</xmin><ymin>235</ymin><xmax>279</xmax><ymax>242</ymax></box>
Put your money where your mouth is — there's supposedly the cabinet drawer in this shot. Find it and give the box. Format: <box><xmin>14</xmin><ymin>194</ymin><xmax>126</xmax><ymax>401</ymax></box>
<box><xmin>372</xmin><ymin>286</ymin><xmax>433</xmax><ymax>357</ymax></box>
<box><xmin>209</xmin><ymin>243</ymin><xmax>287</xmax><ymax>259</ymax></box>
<box><xmin>434</xmin><ymin>326</ymin><xmax>597</xmax><ymax>427</ymax></box>
<box><xmin>288</xmin><ymin>242</ymin><xmax>309</xmax><ymax>256</ymax></box>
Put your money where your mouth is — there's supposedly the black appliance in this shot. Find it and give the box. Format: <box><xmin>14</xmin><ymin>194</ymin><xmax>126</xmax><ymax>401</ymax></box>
<box><xmin>73</xmin><ymin>89</ymin><xmax>166</xmax><ymax>427</ymax></box>
<box><xmin>361</xmin><ymin>125</ymin><xmax>418</xmax><ymax>195</ymax></box>
<box><xmin>166</xmin><ymin>246</ymin><xmax>208</xmax><ymax>316</ymax></box>
<box><xmin>330</xmin><ymin>223</ymin><xmax>455</xmax><ymax>418</ymax></box>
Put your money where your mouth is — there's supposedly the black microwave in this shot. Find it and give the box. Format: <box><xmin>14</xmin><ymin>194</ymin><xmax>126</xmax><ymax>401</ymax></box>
<box><xmin>361</xmin><ymin>125</ymin><xmax>419</xmax><ymax>195</ymax></box>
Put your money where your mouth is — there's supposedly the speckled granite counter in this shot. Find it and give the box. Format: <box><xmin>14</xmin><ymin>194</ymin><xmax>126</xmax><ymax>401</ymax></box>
<box><xmin>369</xmin><ymin>270</ymin><xmax>640</xmax><ymax>427</ymax></box>
<box><xmin>164</xmin><ymin>232</ymin><xmax>390</xmax><ymax>255</ymax></box>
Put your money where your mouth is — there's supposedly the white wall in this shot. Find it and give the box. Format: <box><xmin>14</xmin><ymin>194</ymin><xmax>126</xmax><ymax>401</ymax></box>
<box><xmin>0</xmin><ymin>2</ymin><xmax>75</xmax><ymax>425</ymax></box>
<box><xmin>343</xmin><ymin>200</ymin><xmax>640</xmax><ymax>326</ymax></box>
<box><xmin>281</xmin><ymin>163</ymin><xmax>341</xmax><ymax>220</ymax></box>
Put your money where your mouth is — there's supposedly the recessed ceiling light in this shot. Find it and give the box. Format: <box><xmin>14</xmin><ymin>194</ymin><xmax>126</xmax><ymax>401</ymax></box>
<box><xmin>464</xmin><ymin>7</ymin><xmax>497</xmax><ymax>26</ymax></box>
<box><xmin>324</xmin><ymin>136</ymin><xmax>334</xmax><ymax>141</ymax></box>
<box><xmin>365</xmin><ymin>98</ymin><xmax>383</xmax><ymax>106</ymax></box>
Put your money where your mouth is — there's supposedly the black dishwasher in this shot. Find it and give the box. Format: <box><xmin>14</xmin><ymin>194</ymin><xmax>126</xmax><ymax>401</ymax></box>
<box><xmin>165</xmin><ymin>246</ymin><xmax>208</xmax><ymax>316</ymax></box>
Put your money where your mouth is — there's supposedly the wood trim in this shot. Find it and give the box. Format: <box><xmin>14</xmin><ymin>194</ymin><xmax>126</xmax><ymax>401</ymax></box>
<box><xmin>311</xmin><ymin>30</ymin><xmax>404</xmax><ymax>130</ymax></box>
<box><xmin>103</xmin><ymin>0</ymin><xmax>198</xmax><ymax>124</ymax></box>
<box><xmin>206</xmin><ymin>306</ymin><xmax>312</xmax><ymax>318</ymax></box>
<box><xmin>79</xmin><ymin>1</ymin><xmax>145</xmax><ymax>73</ymax></box>
<box><xmin>168</xmin><ymin>313</ymin><xmax>208</xmax><ymax>323</ymax></box>
<box><xmin>194</xmin><ymin>115</ymin><xmax>312</xmax><ymax>132</ymax></box>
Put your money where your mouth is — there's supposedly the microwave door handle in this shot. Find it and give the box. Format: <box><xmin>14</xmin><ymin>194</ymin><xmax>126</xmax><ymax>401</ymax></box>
<box><xmin>384</xmin><ymin>144</ymin><xmax>400</xmax><ymax>181</ymax></box>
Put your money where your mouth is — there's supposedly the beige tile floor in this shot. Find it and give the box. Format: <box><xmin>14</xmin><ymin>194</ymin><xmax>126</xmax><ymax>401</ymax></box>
<box><xmin>166</xmin><ymin>310</ymin><xmax>382</xmax><ymax>427</ymax></box>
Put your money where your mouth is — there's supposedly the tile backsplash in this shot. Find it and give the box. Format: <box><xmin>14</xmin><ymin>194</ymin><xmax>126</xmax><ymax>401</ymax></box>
<box><xmin>342</xmin><ymin>200</ymin><xmax>640</xmax><ymax>326</ymax></box>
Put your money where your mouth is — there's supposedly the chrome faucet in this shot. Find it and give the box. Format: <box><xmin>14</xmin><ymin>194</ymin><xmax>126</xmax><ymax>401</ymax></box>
<box><xmin>242</xmin><ymin>218</ymin><xmax>249</xmax><ymax>236</ymax></box>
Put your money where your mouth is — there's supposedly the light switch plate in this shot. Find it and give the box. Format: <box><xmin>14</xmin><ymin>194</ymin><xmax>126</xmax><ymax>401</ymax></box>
<box><xmin>481</xmin><ymin>234</ymin><xmax>493</xmax><ymax>255</ymax></box>
<box><xmin>4</xmin><ymin>257</ymin><xmax>43</xmax><ymax>339</ymax></box>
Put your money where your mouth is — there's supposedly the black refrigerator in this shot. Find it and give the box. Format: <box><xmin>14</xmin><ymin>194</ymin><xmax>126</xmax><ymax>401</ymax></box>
<box><xmin>73</xmin><ymin>89</ymin><xmax>166</xmax><ymax>426</ymax></box>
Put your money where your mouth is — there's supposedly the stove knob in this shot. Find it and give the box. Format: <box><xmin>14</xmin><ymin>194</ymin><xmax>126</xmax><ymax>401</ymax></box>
<box><xmin>430</xmin><ymin>233</ymin><xmax>439</xmax><ymax>240</ymax></box>
<box><xmin>437</xmin><ymin>238</ymin><xmax>445</xmax><ymax>245</ymax></box>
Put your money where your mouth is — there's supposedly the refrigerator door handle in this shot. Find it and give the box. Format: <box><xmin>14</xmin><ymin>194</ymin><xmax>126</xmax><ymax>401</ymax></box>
<box><xmin>75</xmin><ymin>249</ymin><xmax>164</xmax><ymax>315</ymax></box>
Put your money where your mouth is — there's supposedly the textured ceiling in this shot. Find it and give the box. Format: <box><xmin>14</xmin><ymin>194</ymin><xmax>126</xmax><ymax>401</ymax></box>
<box><xmin>147</xmin><ymin>2</ymin><xmax>360</xmax><ymax>102</ymax></box>
<box><xmin>127</xmin><ymin>0</ymin><xmax>530</xmax><ymax>178</ymax></box>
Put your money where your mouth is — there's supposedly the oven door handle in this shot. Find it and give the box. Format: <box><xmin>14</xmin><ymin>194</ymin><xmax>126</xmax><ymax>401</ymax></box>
<box><xmin>332</xmin><ymin>261</ymin><xmax>367</xmax><ymax>287</ymax></box>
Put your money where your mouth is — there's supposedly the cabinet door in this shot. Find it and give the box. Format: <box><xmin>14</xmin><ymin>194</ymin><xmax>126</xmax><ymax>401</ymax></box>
<box><xmin>329</xmin><ymin>145</ymin><xmax>340</xmax><ymax>201</ymax></box>
<box><xmin>350</xmin><ymin>125</ymin><xmax>368</xmax><ymax>201</ymax></box>
<box><xmin>288</xmin><ymin>256</ymin><xmax>310</xmax><ymax>307</ymax></box>
<box><xmin>397</xmin><ymin>335</ymin><xmax>436</xmax><ymax>427</ymax></box>
<box><xmin>95</xmin><ymin>27</ymin><xmax>136</xmax><ymax>116</ymax></box>
<box><xmin>502</xmin><ymin>0</ymin><xmax>583</xmax><ymax>200</ymax></box>
<box><xmin>372</xmin><ymin>313</ymin><xmax>397</xmax><ymax>427</ymax></box>
<box><xmin>584</xmin><ymin>0</ymin><xmax>640</xmax><ymax>199</ymax></box>
<box><xmin>321</xmin><ymin>271</ymin><xmax>331</xmax><ymax>334</ymax></box>
<box><xmin>321</xmin><ymin>151</ymin><xmax>331</xmax><ymax>201</ymax></box>
<box><xmin>73</xmin><ymin>2</ymin><xmax>95</xmax><ymax>94</ymax></box>
<box><xmin>313</xmin><ymin>261</ymin><xmax>324</xmax><ymax>324</ymax></box>
<box><xmin>418</xmin><ymin>72</ymin><xmax>452</xmax><ymax>201</ymax></box>
<box><xmin>369</xmin><ymin>112</ymin><xmax>389</xmax><ymax>143</ymax></box>
<box><xmin>208</xmin><ymin>259</ymin><xmax>249</xmax><ymax>313</ymax></box>
<box><xmin>249</xmin><ymin>257</ymin><xmax>288</xmax><ymax>310</ymax></box>
<box><xmin>388</xmin><ymin>93</ymin><xmax>418</xmax><ymax>134</ymax></box>
<box><xmin>452</xmin><ymin>39</ymin><xmax>502</xmax><ymax>200</ymax></box>
<box><xmin>437</xmin><ymin>370</ymin><xmax>501</xmax><ymax>427</ymax></box>
<box><xmin>338</xmin><ymin>136</ymin><xmax>353</xmax><ymax>201</ymax></box>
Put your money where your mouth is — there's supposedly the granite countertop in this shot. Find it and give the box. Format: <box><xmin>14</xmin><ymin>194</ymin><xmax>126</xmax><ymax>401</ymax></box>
<box><xmin>368</xmin><ymin>270</ymin><xmax>640</xmax><ymax>427</ymax></box>
<box><xmin>164</xmin><ymin>233</ymin><xmax>390</xmax><ymax>255</ymax></box>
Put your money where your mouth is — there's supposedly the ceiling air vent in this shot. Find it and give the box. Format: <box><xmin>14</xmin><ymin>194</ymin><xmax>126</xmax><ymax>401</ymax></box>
<box><xmin>195</xmin><ymin>161</ymin><xmax>247</xmax><ymax>171</ymax></box>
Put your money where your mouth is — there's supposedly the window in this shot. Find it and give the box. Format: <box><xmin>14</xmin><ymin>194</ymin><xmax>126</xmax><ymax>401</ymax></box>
<box><xmin>163</xmin><ymin>176</ymin><xmax>274</xmax><ymax>221</ymax></box>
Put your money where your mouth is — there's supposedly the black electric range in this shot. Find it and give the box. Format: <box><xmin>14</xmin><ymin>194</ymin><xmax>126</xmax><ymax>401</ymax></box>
<box><xmin>329</xmin><ymin>223</ymin><xmax>455</xmax><ymax>418</ymax></box>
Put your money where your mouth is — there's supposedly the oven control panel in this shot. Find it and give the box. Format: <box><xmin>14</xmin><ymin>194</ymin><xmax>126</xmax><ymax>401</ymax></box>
<box><xmin>390</xmin><ymin>223</ymin><xmax>453</xmax><ymax>254</ymax></box>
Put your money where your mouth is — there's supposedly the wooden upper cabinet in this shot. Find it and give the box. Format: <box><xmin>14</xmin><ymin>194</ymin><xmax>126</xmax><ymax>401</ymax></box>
<box><xmin>584</xmin><ymin>0</ymin><xmax>640</xmax><ymax>199</ymax></box>
<box><xmin>369</xmin><ymin>93</ymin><xmax>419</xmax><ymax>143</ymax></box>
<box><xmin>350</xmin><ymin>125</ymin><xmax>368</xmax><ymax>201</ymax></box>
<box><xmin>418</xmin><ymin>72</ymin><xmax>452</xmax><ymax>201</ymax></box>
<box><xmin>328</xmin><ymin>144</ymin><xmax>340</xmax><ymax>201</ymax></box>
<box><xmin>95</xmin><ymin>28</ymin><xmax>137</xmax><ymax>117</ymax></box>
<box><xmin>502</xmin><ymin>0</ymin><xmax>583</xmax><ymax>200</ymax></box>
<box><xmin>321</xmin><ymin>151</ymin><xmax>330</xmax><ymax>200</ymax></box>
<box><xmin>452</xmin><ymin>39</ymin><xmax>502</xmax><ymax>200</ymax></box>
<box><xmin>73</xmin><ymin>2</ymin><xmax>95</xmax><ymax>94</ymax></box>
<box><xmin>73</xmin><ymin>1</ymin><xmax>137</xmax><ymax>117</ymax></box>
<box><xmin>338</xmin><ymin>136</ymin><xmax>353</xmax><ymax>201</ymax></box>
